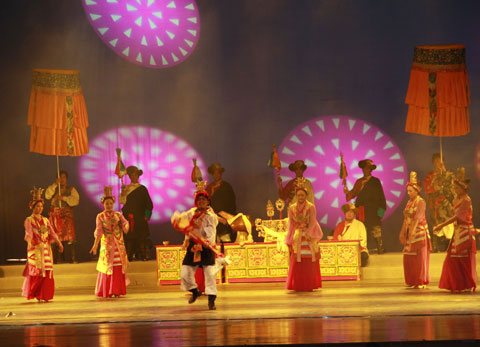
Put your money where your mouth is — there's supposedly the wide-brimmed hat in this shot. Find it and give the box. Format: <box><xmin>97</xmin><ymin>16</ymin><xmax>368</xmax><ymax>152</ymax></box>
<box><xmin>358</xmin><ymin>159</ymin><xmax>377</xmax><ymax>170</ymax></box>
<box><xmin>341</xmin><ymin>203</ymin><xmax>358</xmax><ymax>214</ymax></box>
<box><xmin>126</xmin><ymin>165</ymin><xmax>143</xmax><ymax>177</ymax></box>
<box><xmin>208</xmin><ymin>162</ymin><xmax>225</xmax><ymax>175</ymax></box>
<box><xmin>288</xmin><ymin>160</ymin><xmax>307</xmax><ymax>172</ymax></box>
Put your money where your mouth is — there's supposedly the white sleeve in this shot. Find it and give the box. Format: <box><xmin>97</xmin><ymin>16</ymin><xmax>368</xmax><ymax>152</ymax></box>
<box><xmin>357</xmin><ymin>220</ymin><xmax>368</xmax><ymax>250</ymax></box>
<box><xmin>45</xmin><ymin>183</ymin><xmax>58</xmax><ymax>200</ymax></box>
<box><xmin>203</xmin><ymin>214</ymin><xmax>219</xmax><ymax>244</ymax></box>
<box><xmin>64</xmin><ymin>187</ymin><xmax>80</xmax><ymax>207</ymax></box>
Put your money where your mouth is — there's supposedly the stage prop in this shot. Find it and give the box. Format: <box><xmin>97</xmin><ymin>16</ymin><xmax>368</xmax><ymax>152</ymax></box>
<box><xmin>156</xmin><ymin>240</ymin><xmax>361</xmax><ymax>285</ymax></box>
<box><xmin>277</xmin><ymin>116</ymin><xmax>407</xmax><ymax>229</ymax></box>
<box><xmin>27</xmin><ymin>69</ymin><xmax>89</xmax><ymax>190</ymax></box>
<box><xmin>405</xmin><ymin>44</ymin><xmax>470</xmax><ymax>155</ymax></box>
<box><xmin>82</xmin><ymin>0</ymin><xmax>201</xmax><ymax>69</ymax></box>
<box><xmin>79</xmin><ymin>126</ymin><xmax>206</xmax><ymax>222</ymax></box>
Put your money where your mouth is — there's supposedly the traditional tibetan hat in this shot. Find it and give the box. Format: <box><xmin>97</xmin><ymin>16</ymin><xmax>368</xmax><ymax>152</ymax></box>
<box><xmin>29</xmin><ymin>186</ymin><xmax>45</xmax><ymax>209</ymax></box>
<box><xmin>126</xmin><ymin>165</ymin><xmax>143</xmax><ymax>177</ymax></box>
<box><xmin>101</xmin><ymin>186</ymin><xmax>115</xmax><ymax>203</ymax></box>
<box><xmin>341</xmin><ymin>203</ymin><xmax>358</xmax><ymax>214</ymax></box>
<box><xmin>294</xmin><ymin>177</ymin><xmax>308</xmax><ymax>194</ymax></box>
<box><xmin>407</xmin><ymin>171</ymin><xmax>421</xmax><ymax>192</ymax></box>
<box><xmin>194</xmin><ymin>180</ymin><xmax>210</xmax><ymax>206</ymax></box>
<box><xmin>358</xmin><ymin>159</ymin><xmax>377</xmax><ymax>170</ymax></box>
<box><xmin>207</xmin><ymin>162</ymin><xmax>225</xmax><ymax>175</ymax></box>
<box><xmin>288</xmin><ymin>160</ymin><xmax>307</xmax><ymax>172</ymax></box>
<box><xmin>454</xmin><ymin>167</ymin><xmax>470</xmax><ymax>190</ymax></box>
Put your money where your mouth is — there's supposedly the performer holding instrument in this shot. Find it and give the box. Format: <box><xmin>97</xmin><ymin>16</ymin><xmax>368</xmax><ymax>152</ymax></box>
<box><xmin>344</xmin><ymin>159</ymin><xmax>387</xmax><ymax>254</ymax></box>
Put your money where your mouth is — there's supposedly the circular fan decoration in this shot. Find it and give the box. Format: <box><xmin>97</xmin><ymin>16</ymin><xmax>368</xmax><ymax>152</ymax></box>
<box><xmin>277</xmin><ymin>116</ymin><xmax>407</xmax><ymax>229</ymax></box>
<box><xmin>79</xmin><ymin>126</ymin><xmax>206</xmax><ymax>223</ymax></box>
<box><xmin>82</xmin><ymin>0</ymin><xmax>200</xmax><ymax>68</ymax></box>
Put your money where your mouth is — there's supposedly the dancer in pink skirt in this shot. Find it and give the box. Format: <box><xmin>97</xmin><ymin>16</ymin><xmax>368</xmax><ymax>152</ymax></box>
<box><xmin>90</xmin><ymin>187</ymin><xmax>130</xmax><ymax>298</ymax></box>
<box><xmin>435</xmin><ymin>173</ymin><xmax>478</xmax><ymax>293</ymax></box>
<box><xmin>399</xmin><ymin>172</ymin><xmax>431</xmax><ymax>289</ymax></box>
<box><xmin>285</xmin><ymin>178</ymin><xmax>323</xmax><ymax>291</ymax></box>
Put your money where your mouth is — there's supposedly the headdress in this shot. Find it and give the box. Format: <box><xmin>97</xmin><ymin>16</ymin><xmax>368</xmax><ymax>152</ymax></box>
<box><xmin>454</xmin><ymin>167</ymin><xmax>470</xmax><ymax>191</ymax></box>
<box><xmin>194</xmin><ymin>180</ymin><xmax>210</xmax><ymax>206</ymax></box>
<box><xmin>294</xmin><ymin>177</ymin><xmax>308</xmax><ymax>194</ymax></box>
<box><xmin>101</xmin><ymin>185</ymin><xmax>115</xmax><ymax>203</ymax></box>
<box><xmin>341</xmin><ymin>203</ymin><xmax>358</xmax><ymax>214</ymax></box>
<box><xmin>288</xmin><ymin>160</ymin><xmax>307</xmax><ymax>172</ymax></box>
<box><xmin>207</xmin><ymin>162</ymin><xmax>225</xmax><ymax>175</ymax></box>
<box><xmin>29</xmin><ymin>186</ymin><xmax>45</xmax><ymax>209</ymax></box>
<box><xmin>407</xmin><ymin>171</ymin><xmax>421</xmax><ymax>192</ymax></box>
<box><xmin>358</xmin><ymin>159</ymin><xmax>377</xmax><ymax>170</ymax></box>
<box><xmin>126</xmin><ymin>165</ymin><xmax>143</xmax><ymax>177</ymax></box>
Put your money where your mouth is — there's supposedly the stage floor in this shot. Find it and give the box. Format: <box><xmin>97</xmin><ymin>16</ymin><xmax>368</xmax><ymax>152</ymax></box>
<box><xmin>1</xmin><ymin>253</ymin><xmax>480</xmax><ymax>346</ymax></box>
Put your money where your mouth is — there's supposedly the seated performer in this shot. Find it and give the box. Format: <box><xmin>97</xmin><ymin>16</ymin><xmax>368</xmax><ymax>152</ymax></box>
<box><xmin>344</xmin><ymin>159</ymin><xmax>386</xmax><ymax>254</ymax></box>
<box><xmin>285</xmin><ymin>179</ymin><xmax>323</xmax><ymax>291</ymax></box>
<box><xmin>45</xmin><ymin>170</ymin><xmax>79</xmax><ymax>263</ymax></box>
<box><xmin>435</xmin><ymin>171</ymin><xmax>478</xmax><ymax>293</ymax></box>
<box><xmin>90</xmin><ymin>187</ymin><xmax>130</xmax><ymax>298</ymax></box>
<box><xmin>333</xmin><ymin>203</ymin><xmax>369</xmax><ymax>267</ymax></box>
<box><xmin>399</xmin><ymin>172</ymin><xmax>431</xmax><ymax>289</ymax></box>
<box><xmin>177</xmin><ymin>187</ymin><xmax>219</xmax><ymax>310</ymax></box>
<box><xmin>278</xmin><ymin>160</ymin><xmax>314</xmax><ymax>205</ymax></box>
<box><xmin>22</xmin><ymin>187</ymin><xmax>64</xmax><ymax>302</ymax></box>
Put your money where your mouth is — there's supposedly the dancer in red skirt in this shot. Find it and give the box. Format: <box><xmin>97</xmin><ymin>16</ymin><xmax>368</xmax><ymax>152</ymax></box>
<box><xmin>90</xmin><ymin>187</ymin><xmax>130</xmax><ymax>298</ymax></box>
<box><xmin>435</xmin><ymin>172</ymin><xmax>478</xmax><ymax>293</ymax></box>
<box><xmin>22</xmin><ymin>187</ymin><xmax>64</xmax><ymax>302</ymax></box>
<box><xmin>285</xmin><ymin>178</ymin><xmax>323</xmax><ymax>291</ymax></box>
<box><xmin>399</xmin><ymin>172</ymin><xmax>431</xmax><ymax>289</ymax></box>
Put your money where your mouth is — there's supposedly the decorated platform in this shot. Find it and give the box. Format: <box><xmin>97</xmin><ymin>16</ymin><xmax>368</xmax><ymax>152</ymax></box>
<box><xmin>155</xmin><ymin>240</ymin><xmax>361</xmax><ymax>285</ymax></box>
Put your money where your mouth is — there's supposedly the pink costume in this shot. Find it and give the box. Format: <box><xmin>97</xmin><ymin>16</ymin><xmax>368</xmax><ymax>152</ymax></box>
<box><xmin>402</xmin><ymin>196</ymin><xmax>431</xmax><ymax>287</ymax></box>
<box><xmin>439</xmin><ymin>195</ymin><xmax>478</xmax><ymax>292</ymax></box>
<box><xmin>285</xmin><ymin>200</ymin><xmax>323</xmax><ymax>291</ymax></box>
<box><xmin>22</xmin><ymin>215</ymin><xmax>60</xmax><ymax>301</ymax></box>
<box><xmin>94</xmin><ymin>211</ymin><xmax>130</xmax><ymax>297</ymax></box>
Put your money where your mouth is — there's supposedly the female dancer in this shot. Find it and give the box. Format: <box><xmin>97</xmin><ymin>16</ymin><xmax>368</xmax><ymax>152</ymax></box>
<box><xmin>285</xmin><ymin>180</ymin><xmax>323</xmax><ymax>291</ymax></box>
<box><xmin>399</xmin><ymin>172</ymin><xmax>431</xmax><ymax>288</ymax></box>
<box><xmin>435</xmin><ymin>176</ymin><xmax>477</xmax><ymax>292</ymax></box>
<box><xmin>90</xmin><ymin>188</ymin><xmax>130</xmax><ymax>298</ymax></box>
<box><xmin>22</xmin><ymin>188</ymin><xmax>64</xmax><ymax>302</ymax></box>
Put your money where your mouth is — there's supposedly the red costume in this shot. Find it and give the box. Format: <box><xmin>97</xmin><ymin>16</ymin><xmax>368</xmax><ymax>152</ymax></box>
<box><xmin>22</xmin><ymin>215</ymin><xmax>61</xmax><ymax>301</ymax></box>
<box><xmin>439</xmin><ymin>195</ymin><xmax>477</xmax><ymax>292</ymax></box>
<box><xmin>402</xmin><ymin>196</ymin><xmax>431</xmax><ymax>287</ymax></box>
<box><xmin>285</xmin><ymin>200</ymin><xmax>323</xmax><ymax>291</ymax></box>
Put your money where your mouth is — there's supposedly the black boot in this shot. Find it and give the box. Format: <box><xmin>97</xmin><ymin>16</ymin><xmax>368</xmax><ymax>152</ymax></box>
<box><xmin>188</xmin><ymin>288</ymin><xmax>201</xmax><ymax>304</ymax></box>
<box><xmin>431</xmin><ymin>234</ymin><xmax>439</xmax><ymax>253</ymax></box>
<box><xmin>208</xmin><ymin>295</ymin><xmax>216</xmax><ymax>310</ymax></box>
<box><xmin>375</xmin><ymin>237</ymin><xmax>385</xmax><ymax>255</ymax></box>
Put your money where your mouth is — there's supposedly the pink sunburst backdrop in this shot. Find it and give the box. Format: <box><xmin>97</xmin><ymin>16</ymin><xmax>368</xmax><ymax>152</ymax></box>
<box><xmin>82</xmin><ymin>0</ymin><xmax>200</xmax><ymax>68</ymax></box>
<box><xmin>79</xmin><ymin>126</ymin><xmax>206</xmax><ymax>223</ymax></box>
<box><xmin>277</xmin><ymin>116</ymin><xmax>408</xmax><ymax>229</ymax></box>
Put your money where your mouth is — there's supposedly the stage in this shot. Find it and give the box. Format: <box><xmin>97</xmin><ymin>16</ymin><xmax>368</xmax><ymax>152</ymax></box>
<box><xmin>1</xmin><ymin>252</ymin><xmax>480</xmax><ymax>346</ymax></box>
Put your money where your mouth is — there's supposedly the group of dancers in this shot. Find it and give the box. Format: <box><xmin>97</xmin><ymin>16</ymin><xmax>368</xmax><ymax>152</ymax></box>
<box><xmin>21</xmin><ymin>156</ymin><xmax>477</xmax><ymax>309</ymax></box>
